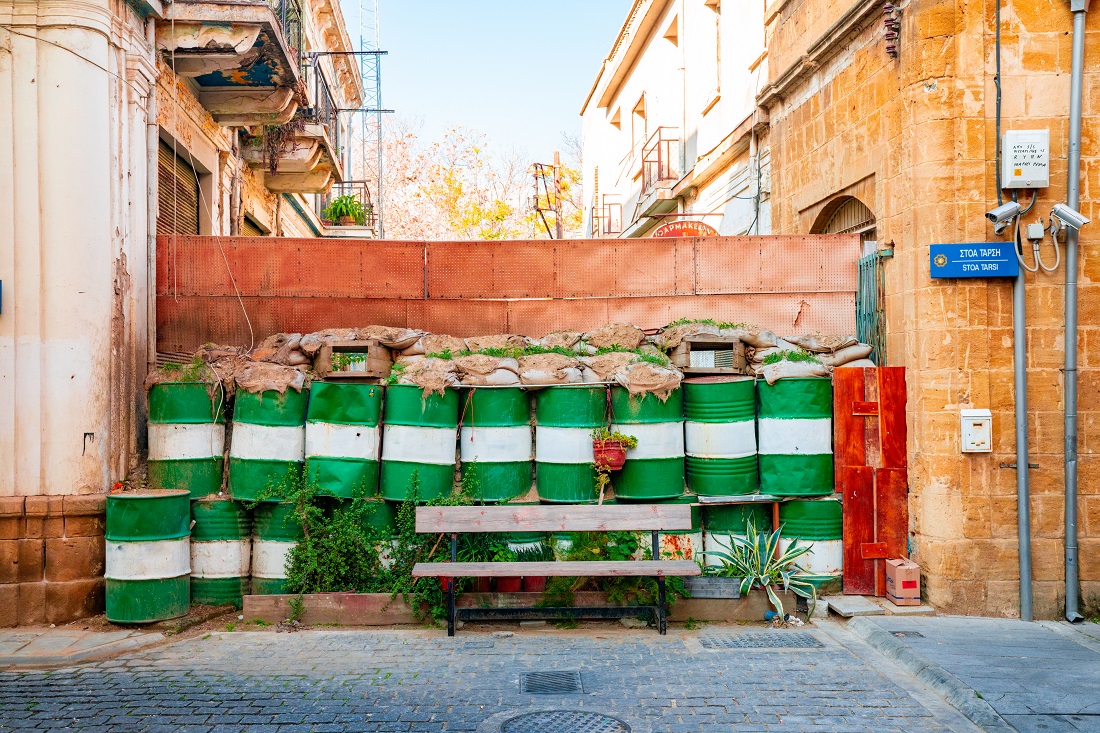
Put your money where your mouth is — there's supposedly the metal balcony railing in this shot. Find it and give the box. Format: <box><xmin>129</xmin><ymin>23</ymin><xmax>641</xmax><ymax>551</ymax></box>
<box><xmin>318</xmin><ymin>180</ymin><xmax>376</xmax><ymax>228</ymax></box>
<box><xmin>591</xmin><ymin>195</ymin><xmax>622</xmax><ymax>236</ymax></box>
<box><xmin>642</xmin><ymin>127</ymin><xmax>681</xmax><ymax>193</ymax></box>
<box><xmin>302</xmin><ymin>69</ymin><xmax>341</xmax><ymax>156</ymax></box>
<box><xmin>266</xmin><ymin>0</ymin><xmax>304</xmax><ymax>74</ymax></box>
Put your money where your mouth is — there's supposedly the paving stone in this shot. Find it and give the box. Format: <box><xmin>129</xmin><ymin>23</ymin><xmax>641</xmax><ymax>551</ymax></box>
<box><xmin>824</xmin><ymin>595</ymin><xmax>886</xmax><ymax>617</ymax></box>
<box><xmin>877</xmin><ymin>600</ymin><xmax>936</xmax><ymax>616</ymax></box>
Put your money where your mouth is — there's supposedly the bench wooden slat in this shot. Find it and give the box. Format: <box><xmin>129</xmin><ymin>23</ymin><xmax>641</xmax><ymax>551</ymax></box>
<box><xmin>411</xmin><ymin>560</ymin><xmax>701</xmax><ymax>578</ymax></box>
<box><xmin>414</xmin><ymin>504</ymin><xmax>694</xmax><ymax>534</ymax></box>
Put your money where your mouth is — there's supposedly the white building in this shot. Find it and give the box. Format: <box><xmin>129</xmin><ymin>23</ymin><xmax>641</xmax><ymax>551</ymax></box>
<box><xmin>581</xmin><ymin>0</ymin><xmax>769</xmax><ymax>238</ymax></box>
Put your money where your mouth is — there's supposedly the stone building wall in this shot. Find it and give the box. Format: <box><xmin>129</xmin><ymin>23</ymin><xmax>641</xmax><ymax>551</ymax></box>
<box><xmin>761</xmin><ymin>0</ymin><xmax>1100</xmax><ymax>617</ymax></box>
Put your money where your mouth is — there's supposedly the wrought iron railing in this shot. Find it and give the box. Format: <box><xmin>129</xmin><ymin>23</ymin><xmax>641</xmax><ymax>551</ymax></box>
<box><xmin>303</xmin><ymin>69</ymin><xmax>341</xmax><ymax>157</ymax></box>
<box><xmin>318</xmin><ymin>180</ymin><xmax>375</xmax><ymax>229</ymax></box>
<box><xmin>591</xmin><ymin>195</ymin><xmax>622</xmax><ymax>236</ymax></box>
<box><xmin>857</xmin><ymin>250</ymin><xmax>887</xmax><ymax>365</ymax></box>
<box><xmin>267</xmin><ymin>0</ymin><xmax>304</xmax><ymax>75</ymax></box>
<box><xmin>641</xmin><ymin>127</ymin><xmax>681</xmax><ymax>193</ymax></box>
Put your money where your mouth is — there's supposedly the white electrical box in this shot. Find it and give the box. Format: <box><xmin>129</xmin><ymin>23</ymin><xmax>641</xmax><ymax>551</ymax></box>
<box><xmin>960</xmin><ymin>409</ymin><xmax>993</xmax><ymax>453</ymax></box>
<box><xmin>1002</xmin><ymin>130</ymin><xmax>1050</xmax><ymax>189</ymax></box>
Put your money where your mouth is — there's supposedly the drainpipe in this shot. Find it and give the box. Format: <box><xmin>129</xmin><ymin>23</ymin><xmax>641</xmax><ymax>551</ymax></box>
<box><xmin>1064</xmin><ymin>0</ymin><xmax>1088</xmax><ymax>623</ymax></box>
<box><xmin>146</xmin><ymin>17</ymin><xmax>158</xmax><ymax>374</ymax></box>
<box><xmin>1013</xmin><ymin>198</ymin><xmax>1033</xmax><ymax>622</ymax></box>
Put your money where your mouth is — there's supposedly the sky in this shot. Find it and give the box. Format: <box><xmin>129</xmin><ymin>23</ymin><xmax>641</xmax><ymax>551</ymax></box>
<box><xmin>343</xmin><ymin>0</ymin><xmax>634</xmax><ymax>161</ymax></box>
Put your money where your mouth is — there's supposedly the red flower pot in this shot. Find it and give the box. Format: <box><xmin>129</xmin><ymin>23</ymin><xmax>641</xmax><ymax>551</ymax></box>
<box><xmin>495</xmin><ymin>576</ymin><xmax>523</xmax><ymax>593</ymax></box>
<box><xmin>476</xmin><ymin>577</ymin><xmax>493</xmax><ymax>593</ymax></box>
<box><xmin>522</xmin><ymin>576</ymin><xmax>547</xmax><ymax>593</ymax></box>
<box><xmin>593</xmin><ymin>439</ymin><xmax>628</xmax><ymax>470</ymax></box>
<box><xmin>439</xmin><ymin>577</ymin><xmax>453</xmax><ymax>592</ymax></box>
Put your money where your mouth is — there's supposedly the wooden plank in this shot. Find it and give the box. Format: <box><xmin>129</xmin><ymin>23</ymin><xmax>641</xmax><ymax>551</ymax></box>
<box><xmin>414</xmin><ymin>504</ymin><xmax>694</xmax><ymax>533</ymax></box>
<box><xmin>832</xmin><ymin>367</ymin><xmax>867</xmax><ymax>478</ymax></box>
<box><xmin>878</xmin><ymin>367</ymin><xmax>908</xmax><ymax>469</ymax></box>
<box><xmin>411</xmin><ymin>560</ymin><xmax>701</xmax><ymax>578</ymax></box>
<box><xmin>853</xmin><ymin>401</ymin><xmax>879</xmax><ymax>416</ymax></box>
<box><xmin>860</xmin><ymin>542</ymin><xmax>888</xmax><ymax>559</ymax></box>
<box><xmin>842</xmin><ymin>465</ymin><xmax>876</xmax><ymax>595</ymax></box>
<box><xmin>875</xmin><ymin>467</ymin><xmax>909</xmax><ymax>595</ymax></box>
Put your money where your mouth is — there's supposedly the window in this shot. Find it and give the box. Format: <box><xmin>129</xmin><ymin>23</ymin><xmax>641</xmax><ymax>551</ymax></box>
<box><xmin>157</xmin><ymin>141</ymin><xmax>200</xmax><ymax>236</ymax></box>
<box><xmin>241</xmin><ymin>215</ymin><xmax>265</xmax><ymax>236</ymax></box>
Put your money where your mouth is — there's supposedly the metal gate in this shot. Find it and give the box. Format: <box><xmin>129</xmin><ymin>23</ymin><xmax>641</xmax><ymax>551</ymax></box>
<box><xmin>857</xmin><ymin>251</ymin><xmax>887</xmax><ymax>365</ymax></box>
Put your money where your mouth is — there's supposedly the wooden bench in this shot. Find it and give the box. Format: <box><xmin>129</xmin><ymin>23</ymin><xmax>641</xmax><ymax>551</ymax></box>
<box><xmin>411</xmin><ymin>504</ymin><xmax>701</xmax><ymax>636</ymax></box>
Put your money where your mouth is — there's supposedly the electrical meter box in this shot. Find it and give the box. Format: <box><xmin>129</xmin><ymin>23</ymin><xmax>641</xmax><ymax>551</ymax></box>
<box><xmin>1002</xmin><ymin>130</ymin><xmax>1050</xmax><ymax>189</ymax></box>
<box><xmin>960</xmin><ymin>409</ymin><xmax>993</xmax><ymax>453</ymax></box>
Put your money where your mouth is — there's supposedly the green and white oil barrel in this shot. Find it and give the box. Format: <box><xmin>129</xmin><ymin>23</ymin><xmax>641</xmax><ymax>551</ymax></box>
<box><xmin>534</xmin><ymin>386</ymin><xmax>605</xmax><ymax>503</ymax></box>
<box><xmin>460</xmin><ymin>388</ymin><xmax>532</xmax><ymax>502</ymax></box>
<box><xmin>654</xmin><ymin>495</ymin><xmax>702</xmax><ymax>561</ymax></box>
<box><xmin>190</xmin><ymin>499</ymin><xmax>251</xmax><ymax>608</ymax></box>
<box><xmin>757</xmin><ymin>378</ymin><xmax>834</xmax><ymax>496</ymax></box>
<box><xmin>328</xmin><ymin>497</ymin><xmax>400</xmax><ymax>569</ymax></box>
<box><xmin>147</xmin><ymin>383</ymin><xmax>225</xmax><ymax>499</ymax></box>
<box><xmin>380</xmin><ymin>385</ymin><xmax>459</xmax><ymax>502</ymax></box>
<box><xmin>779</xmin><ymin>497</ymin><xmax>843</xmax><ymax>586</ymax></box>
<box><xmin>105</xmin><ymin>489</ymin><xmax>191</xmax><ymax>623</ymax></box>
<box><xmin>683</xmin><ymin>377</ymin><xmax>758</xmax><ymax>496</ymax></box>
<box><xmin>251</xmin><ymin>502</ymin><xmax>303</xmax><ymax>594</ymax></box>
<box><xmin>229</xmin><ymin>387</ymin><xmax>308</xmax><ymax>502</ymax></box>
<box><xmin>609</xmin><ymin>387</ymin><xmax>685</xmax><ymax>501</ymax></box>
<box><xmin>305</xmin><ymin>382</ymin><xmax>383</xmax><ymax>498</ymax></box>
<box><xmin>701</xmin><ymin>503</ymin><xmax>770</xmax><ymax>570</ymax></box>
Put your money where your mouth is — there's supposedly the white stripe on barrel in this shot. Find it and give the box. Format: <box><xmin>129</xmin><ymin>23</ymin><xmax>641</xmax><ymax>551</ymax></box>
<box><xmin>149</xmin><ymin>423</ymin><xmax>225</xmax><ymax>461</ymax></box>
<box><xmin>251</xmin><ymin>540</ymin><xmax>295</xmax><ymax>580</ymax></box>
<box><xmin>684</xmin><ymin>421</ymin><xmax>756</xmax><ymax>459</ymax></box>
<box><xmin>460</xmin><ymin>426</ymin><xmax>532</xmax><ymax>463</ymax></box>
<box><xmin>106</xmin><ymin>538</ymin><xmax>191</xmax><ymax>580</ymax></box>
<box><xmin>756</xmin><ymin>418</ymin><xmax>832</xmax><ymax>455</ymax></box>
<box><xmin>610</xmin><ymin>422</ymin><xmax>684</xmax><ymax>460</ymax></box>
<box><xmin>534</xmin><ymin>426</ymin><xmax>595</xmax><ymax>464</ymax></box>
<box><xmin>191</xmin><ymin>540</ymin><xmax>251</xmax><ymax>579</ymax></box>
<box><xmin>306</xmin><ymin>423</ymin><xmax>381</xmax><ymax>461</ymax></box>
<box><xmin>230</xmin><ymin>424</ymin><xmax>305</xmax><ymax>461</ymax></box>
<box><xmin>381</xmin><ymin>425</ymin><xmax>456</xmax><ymax>465</ymax></box>
<box><xmin>779</xmin><ymin>537</ymin><xmax>843</xmax><ymax>576</ymax></box>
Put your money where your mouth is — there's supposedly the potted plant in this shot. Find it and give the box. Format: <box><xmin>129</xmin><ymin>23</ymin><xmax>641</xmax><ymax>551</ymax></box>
<box><xmin>699</xmin><ymin>519</ymin><xmax>817</xmax><ymax>618</ymax></box>
<box><xmin>591</xmin><ymin>427</ymin><xmax>637</xmax><ymax>471</ymax></box>
<box><xmin>322</xmin><ymin>194</ymin><xmax>367</xmax><ymax>226</ymax></box>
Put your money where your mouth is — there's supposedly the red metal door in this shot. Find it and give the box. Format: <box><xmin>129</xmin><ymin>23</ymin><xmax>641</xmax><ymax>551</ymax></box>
<box><xmin>834</xmin><ymin>367</ymin><xmax>908</xmax><ymax>596</ymax></box>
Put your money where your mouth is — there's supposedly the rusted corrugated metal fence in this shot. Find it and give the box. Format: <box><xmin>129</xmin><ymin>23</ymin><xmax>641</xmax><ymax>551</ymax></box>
<box><xmin>156</xmin><ymin>235</ymin><xmax>859</xmax><ymax>352</ymax></box>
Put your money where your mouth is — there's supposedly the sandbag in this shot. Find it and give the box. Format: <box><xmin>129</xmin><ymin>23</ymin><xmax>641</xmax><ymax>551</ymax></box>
<box><xmin>584</xmin><ymin>323</ymin><xmax>645</xmax><ymax>350</ymax></box>
<box><xmin>613</xmin><ymin>362</ymin><xmax>682</xmax><ymax>401</ymax></box>
<box><xmin>402</xmin><ymin>333</ymin><xmax>467</xmax><ymax>357</ymax></box>
<box><xmin>654</xmin><ymin>322</ymin><xmax>720</xmax><ymax>350</ymax></box>
<box><xmin>819</xmin><ymin>343</ymin><xmax>874</xmax><ymax>367</ymax></box>
<box><xmin>234</xmin><ymin>361</ymin><xmax>307</xmax><ymax>394</ymax></box>
<box><xmin>358</xmin><ymin>326</ymin><xmax>425</xmax><ymax>351</ymax></box>
<box><xmin>581</xmin><ymin>352</ymin><xmax>636</xmax><ymax>380</ymax></box>
<box><xmin>454</xmin><ymin>354</ymin><xmax>519</xmax><ymax>376</ymax></box>
<box><xmin>741</xmin><ymin>328</ymin><xmax>779</xmax><ymax>349</ymax></box>
<box><xmin>299</xmin><ymin>328</ymin><xmax>358</xmax><ymax>356</ymax></box>
<box><xmin>760</xmin><ymin>360</ymin><xmax>831</xmax><ymax>385</ymax></box>
<box><xmin>535</xmin><ymin>331</ymin><xmax>582</xmax><ymax>350</ymax></box>
<box><xmin>836</xmin><ymin>358</ymin><xmax>877</xmax><ymax>369</ymax></box>
<box><xmin>785</xmin><ymin>334</ymin><xmax>859</xmax><ymax>353</ymax></box>
<box><xmin>459</xmin><ymin>369</ymin><xmax>522</xmax><ymax>386</ymax></box>
<box><xmin>464</xmin><ymin>334</ymin><xmax>528</xmax><ymax>352</ymax></box>
<box><xmin>395</xmin><ymin>357</ymin><xmax>458</xmax><ymax>395</ymax></box>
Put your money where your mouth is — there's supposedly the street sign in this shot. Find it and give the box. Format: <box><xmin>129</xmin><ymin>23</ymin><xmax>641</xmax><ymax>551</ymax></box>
<box><xmin>651</xmin><ymin>220</ymin><xmax>719</xmax><ymax>237</ymax></box>
<box><xmin>929</xmin><ymin>243</ymin><xmax>1019</xmax><ymax>278</ymax></box>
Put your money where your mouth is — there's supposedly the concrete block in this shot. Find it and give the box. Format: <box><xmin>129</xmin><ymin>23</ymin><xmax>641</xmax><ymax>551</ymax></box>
<box><xmin>17</xmin><ymin>583</ymin><xmax>46</xmax><ymax>626</ymax></box>
<box><xmin>823</xmin><ymin>594</ymin><xmax>886</xmax><ymax>617</ymax></box>
<box><xmin>0</xmin><ymin>585</ymin><xmax>17</xmax><ymax>628</ymax></box>
<box><xmin>16</xmin><ymin>540</ymin><xmax>44</xmax><ymax>583</ymax></box>
<box><xmin>44</xmin><ymin>537</ymin><xmax>105</xmax><ymax>582</ymax></box>
<box><xmin>45</xmin><ymin>579</ymin><xmax>104</xmax><ymax>624</ymax></box>
<box><xmin>879</xmin><ymin>599</ymin><xmax>937</xmax><ymax>616</ymax></box>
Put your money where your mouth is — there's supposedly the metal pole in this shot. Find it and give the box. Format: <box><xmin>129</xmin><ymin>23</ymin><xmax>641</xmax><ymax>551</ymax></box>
<box><xmin>1013</xmin><ymin>255</ymin><xmax>1033</xmax><ymax>622</ymax></box>
<box><xmin>1064</xmin><ymin>0</ymin><xmax>1088</xmax><ymax>623</ymax></box>
<box><xmin>553</xmin><ymin>151</ymin><xmax>563</xmax><ymax>239</ymax></box>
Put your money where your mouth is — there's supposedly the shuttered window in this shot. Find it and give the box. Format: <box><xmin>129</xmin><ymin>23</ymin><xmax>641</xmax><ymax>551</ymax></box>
<box><xmin>157</xmin><ymin>141</ymin><xmax>200</xmax><ymax>236</ymax></box>
<box><xmin>241</xmin><ymin>215</ymin><xmax>264</xmax><ymax>236</ymax></box>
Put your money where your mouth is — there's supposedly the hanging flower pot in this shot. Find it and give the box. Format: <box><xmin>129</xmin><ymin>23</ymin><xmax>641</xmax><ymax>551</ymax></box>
<box><xmin>593</xmin><ymin>439</ymin><xmax>628</xmax><ymax>470</ymax></box>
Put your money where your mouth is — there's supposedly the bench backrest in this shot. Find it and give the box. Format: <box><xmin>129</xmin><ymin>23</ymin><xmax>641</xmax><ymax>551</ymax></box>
<box><xmin>415</xmin><ymin>504</ymin><xmax>694</xmax><ymax>534</ymax></box>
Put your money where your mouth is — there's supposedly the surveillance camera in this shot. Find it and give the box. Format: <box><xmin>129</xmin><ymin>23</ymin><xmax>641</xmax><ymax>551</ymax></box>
<box><xmin>993</xmin><ymin>220</ymin><xmax>1011</xmax><ymax>236</ymax></box>
<box><xmin>1051</xmin><ymin>203</ymin><xmax>1090</xmax><ymax>230</ymax></box>
<box><xmin>986</xmin><ymin>202</ymin><xmax>1022</xmax><ymax>224</ymax></box>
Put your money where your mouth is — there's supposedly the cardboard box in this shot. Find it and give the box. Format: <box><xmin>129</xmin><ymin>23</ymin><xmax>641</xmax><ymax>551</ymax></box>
<box><xmin>885</xmin><ymin>558</ymin><xmax>921</xmax><ymax>606</ymax></box>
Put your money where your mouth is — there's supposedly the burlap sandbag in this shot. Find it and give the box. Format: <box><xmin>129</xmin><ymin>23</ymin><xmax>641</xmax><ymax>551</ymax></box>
<box><xmin>518</xmin><ymin>353</ymin><xmax>580</xmax><ymax>386</ymax></box>
<box><xmin>299</xmin><ymin>328</ymin><xmax>358</xmax><ymax>356</ymax></box>
<box><xmin>250</xmin><ymin>333</ymin><xmax>304</xmax><ymax>365</ymax></box>
<box><xmin>234</xmin><ymin>361</ymin><xmax>307</xmax><ymax>394</ymax></box>
<box><xmin>836</xmin><ymin>358</ymin><xmax>877</xmax><ymax>369</ymax></box>
<box><xmin>358</xmin><ymin>326</ymin><xmax>425</xmax><ymax>351</ymax></box>
<box><xmin>535</xmin><ymin>331</ymin><xmax>583</xmax><ymax>350</ymax></box>
<box><xmin>760</xmin><ymin>360</ymin><xmax>831</xmax><ymax>385</ymax></box>
<box><xmin>459</xmin><ymin>369</ymin><xmax>522</xmax><ymax>387</ymax></box>
<box><xmin>464</xmin><ymin>334</ymin><xmax>529</xmax><ymax>352</ymax></box>
<box><xmin>818</xmin><ymin>343</ymin><xmax>874</xmax><ymax>367</ymax></box>
<box><xmin>653</xmin><ymin>322</ymin><xmax>720</xmax><ymax>350</ymax></box>
<box><xmin>613</xmin><ymin>362</ymin><xmax>682</xmax><ymax>401</ymax></box>
<box><xmin>395</xmin><ymin>357</ymin><xmax>458</xmax><ymax>395</ymax></box>
<box><xmin>741</xmin><ymin>328</ymin><xmax>779</xmax><ymax>349</ymax></box>
<box><xmin>785</xmin><ymin>334</ymin><xmax>859</xmax><ymax>354</ymax></box>
<box><xmin>454</xmin><ymin>354</ymin><xmax>519</xmax><ymax>376</ymax></box>
<box><xmin>402</xmin><ymin>333</ymin><xmax>468</xmax><ymax>357</ymax></box>
<box><xmin>584</xmin><ymin>323</ymin><xmax>646</xmax><ymax>350</ymax></box>
<box><xmin>581</xmin><ymin>352</ymin><xmax>636</xmax><ymax>381</ymax></box>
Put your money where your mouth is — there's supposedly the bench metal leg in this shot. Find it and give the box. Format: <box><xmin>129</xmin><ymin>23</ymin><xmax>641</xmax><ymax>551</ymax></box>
<box><xmin>657</xmin><ymin>577</ymin><xmax>667</xmax><ymax>635</ymax></box>
<box><xmin>448</xmin><ymin>532</ymin><xmax>458</xmax><ymax>637</ymax></box>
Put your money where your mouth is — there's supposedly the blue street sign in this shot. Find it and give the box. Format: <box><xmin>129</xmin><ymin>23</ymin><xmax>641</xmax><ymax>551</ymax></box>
<box><xmin>930</xmin><ymin>243</ymin><xmax>1019</xmax><ymax>278</ymax></box>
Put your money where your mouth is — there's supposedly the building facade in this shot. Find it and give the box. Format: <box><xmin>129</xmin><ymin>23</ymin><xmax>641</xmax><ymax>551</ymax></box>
<box><xmin>0</xmin><ymin>0</ymin><xmax>363</xmax><ymax>624</ymax></box>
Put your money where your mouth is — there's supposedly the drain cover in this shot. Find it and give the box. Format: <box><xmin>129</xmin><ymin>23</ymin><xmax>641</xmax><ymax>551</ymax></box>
<box><xmin>521</xmin><ymin>671</ymin><xmax>583</xmax><ymax>694</ymax></box>
<box><xmin>464</xmin><ymin>641</ymin><xmax>495</xmax><ymax>649</ymax></box>
<box><xmin>501</xmin><ymin>711</ymin><xmax>629</xmax><ymax>733</ymax></box>
<box><xmin>699</xmin><ymin>632</ymin><xmax>824</xmax><ymax>649</ymax></box>
<box><xmin>892</xmin><ymin>631</ymin><xmax>924</xmax><ymax>638</ymax></box>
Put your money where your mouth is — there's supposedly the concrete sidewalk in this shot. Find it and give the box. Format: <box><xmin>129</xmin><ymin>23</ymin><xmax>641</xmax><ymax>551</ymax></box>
<box><xmin>849</xmin><ymin>616</ymin><xmax>1100</xmax><ymax>733</ymax></box>
<box><xmin>0</xmin><ymin>628</ymin><xmax>163</xmax><ymax>667</ymax></box>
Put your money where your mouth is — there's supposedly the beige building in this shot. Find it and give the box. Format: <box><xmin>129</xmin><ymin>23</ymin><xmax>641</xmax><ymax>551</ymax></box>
<box><xmin>581</xmin><ymin>0</ymin><xmax>770</xmax><ymax>238</ymax></box>
<box><xmin>586</xmin><ymin>0</ymin><xmax>1100</xmax><ymax>619</ymax></box>
<box><xmin>0</xmin><ymin>0</ymin><xmax>364</xmax><ymax>623</ymax></box>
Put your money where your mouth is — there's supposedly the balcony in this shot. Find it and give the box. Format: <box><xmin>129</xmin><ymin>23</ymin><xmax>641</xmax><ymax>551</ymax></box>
<box><xmin>642</xmin><ymin>127</ymin><xmax>681</xmax><ymax>194</ymax></box>
<box><xmin>157</xmin><ymin>0</ymin><xmax>304</xmax><ymax>126</ymax></box>
<box><xmin>317</xmin><ymin>181</ymin><xmax>377</xmax><ymax>237</ymax></box>
<box><xmin>591</xmin><ymin>195</ymin><xmax>623</xmax><ymax>237</ymax></box>
<box><xmin>241</xmin><ymin>67</ymin><xmax>344</xmax><ymax>193</ymax></box>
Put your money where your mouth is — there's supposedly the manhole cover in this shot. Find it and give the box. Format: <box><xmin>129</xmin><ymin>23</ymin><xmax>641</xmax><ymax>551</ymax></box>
<box><xmin>464</xmin><ymin>641</ymin><xmax>495</xmax><ymax>649</ymax></box>
<box><xmin>521</xmin><ymin>671</ymin><xmax>583</xmax><ymax>694</ymax></box>
<box><xmin>892</xmin><ymin>631</ymin><xmax>924</xmax><ymax>638</ymax></box>
<box><xmin>699</xmin><ymin>632</ymin><xmax>824</xmax><ymax>649</ymax></box>
<box><xmin>501</xmin><ymin>711</ymin><xmax>629</xmax><ymax>733</ymax></box>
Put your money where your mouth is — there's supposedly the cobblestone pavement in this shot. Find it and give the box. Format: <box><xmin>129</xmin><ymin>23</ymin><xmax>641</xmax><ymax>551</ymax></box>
<box><xmin>0</xmin><ymin>623</ymin><xmax>980</xmax><ymax>733</ymax></box>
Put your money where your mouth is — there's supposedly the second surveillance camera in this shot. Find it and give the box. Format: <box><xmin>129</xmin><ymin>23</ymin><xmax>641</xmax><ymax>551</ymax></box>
<box><xmin>986</xmin><ymin>202</ymin><xmax>1022</xmax><ymax>224</ymax></box>
<box><xmin>1051</xmin><ymin>203</ymin><xmax>1090</xmax><ymax>230</ymax></box>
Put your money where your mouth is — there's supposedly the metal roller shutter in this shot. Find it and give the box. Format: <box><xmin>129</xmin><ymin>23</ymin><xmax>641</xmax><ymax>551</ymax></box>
<box><xmin>157</xmin><ymin>141</ymin><xmax>200</xmax><ymax>236</ymax></box>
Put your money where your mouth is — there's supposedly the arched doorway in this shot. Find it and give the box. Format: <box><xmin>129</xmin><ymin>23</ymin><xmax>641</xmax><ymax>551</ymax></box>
<box><xmin>812</xmin><ymin>196</ymin><xmax>885</xmax><ymax>365</ymax></box>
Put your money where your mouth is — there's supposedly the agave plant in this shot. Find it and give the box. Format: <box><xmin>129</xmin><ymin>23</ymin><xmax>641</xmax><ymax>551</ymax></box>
<box><xmin>700</xmin><ymin>519</ymin><xmax>817</xmax><ymax>618</ymax></box>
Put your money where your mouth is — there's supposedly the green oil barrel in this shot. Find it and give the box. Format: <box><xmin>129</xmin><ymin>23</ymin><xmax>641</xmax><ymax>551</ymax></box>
<box><xmin>460</xmin><ymin>388</ymin><xmax>532</xmax><ymax>502</ymax></box>
<box><xmin>305</xmin><ymin>382</ymin><xmax>383</xmax><ymax>499</ymax></box>
<box><xmin>654</xmin><ymin>495</ymin><xmax>702</xmax><ymax>561</ymax></box>
<box><xmin>147</xmin><ymin>383</ymin><xmax>226</xmax><ymax>499</ymax></box>
<box><xmin>609</xmin><ymin>387</ymin><xmax>685</xmax><ymax>501</ymax></box>
<box><xmin>229</xmin><ymin>388</ymin><xmax>308</xmax><ymax>502</ymax></box>
<box><xmin>779</xmin><ymin>497</ymin><xmax>843</xmax><ymax>582</ymax></box>
<box><xmin>190</xmin><ymin>499</ymin><xmax>251</xmax><ymax>608</ymax></box>
<box><xmin>757</xmin><ymin>378</ymin><xmax>834</xmax><ymax>496</ymax></box>
<box><xmin>105</xmin><ymin>489</ymin><xmax>191</xmax><ymax>623</ymax></box>
<box><xmin>380</xmin><ymin>385</ymin><xmax>459</xmax><ymax>502</ymax></box>
<box><xmin>534</xmin><ymin>386</ymin><xmax>605</xmax><ymax>503</ymax></box>
<box><xmin>683</xmin><ymin>377</ymin><xmax>758</xmax><ymax>496</ymax></box>
<box><xmin>331</xmin><ymin>497</ymin><xmax>399</xmax><ymax>538</ymax></box>
<box><xmin>701</xmin><ymin>502</ymin><xmax>771</xmax><ymax>570</ymax></box>
<box><xmin>251</xmin><ymin>502</ymin><xmax>304</xmax><ymax>595</ymax></box>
